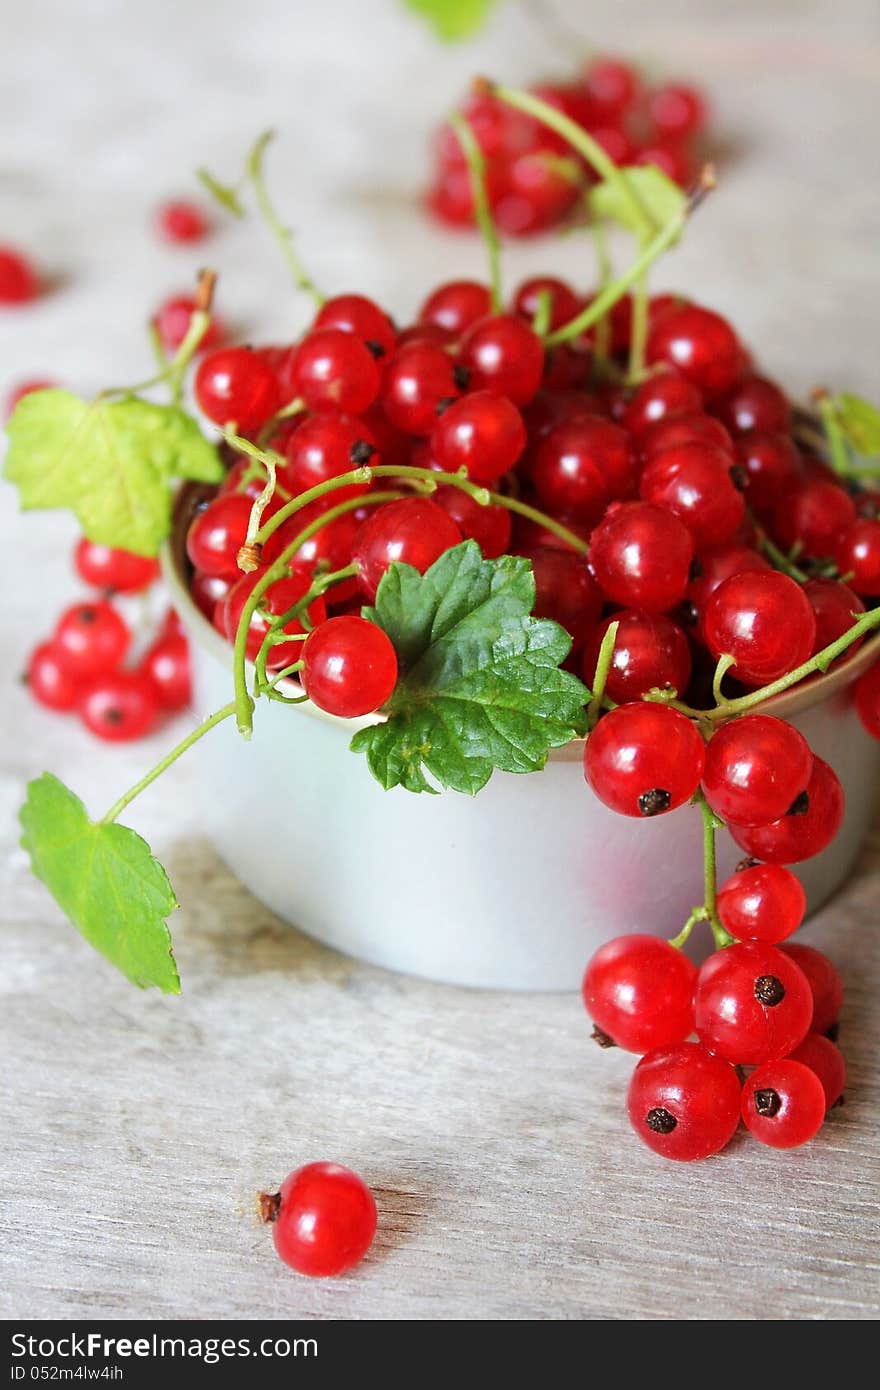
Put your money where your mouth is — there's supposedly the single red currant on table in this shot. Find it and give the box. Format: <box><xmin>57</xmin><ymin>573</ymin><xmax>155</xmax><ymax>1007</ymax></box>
<box><xmin>140</xmin><ymin>629</ymin><xmax>192</xmax><ymax>712</ymax></box>
<box><xmin>74</xmin><ymin>539</ymin><xmax>160</xmax><ymax>594</ymax></box>
<box><xmin>259</xmin><ymin>1163</ymin><xmax>377</xmax><ymax>1277</ymax></box>
<box><xmin>582</xmin><ymin>935</ymin><xmax>697</xmax><ymax>1052</ymax></box>
<box><xmin>741</xmin><ymin>1060</ymin><xmax>826</xmax><ymax>1149</ymax></box>
<box><xmin>26</xmin><ymin>643</ymin><xmax>82</xmax><ymax>712</ymax></box>
<box><xmin>0</xmin><ymin>246</ymin><xmax>40</xmax><ymax>304</ymax></box>
<box><xmin>155</xmin><ymin>200</ymin><xmax>211</xmax><ymax>244</ymax></box>
<box><xmin>54</xmin><ymin>601</ymin><xmax>130</xmax><ymax>678</ymax></box>
<box><xmin>78</xmin><ymin>670</ymin><xmax>160</xmax><ymax>743</ymax></box>
<box><xmin>302</xmin><ymin>616</ymin><xmax>398</xmax><ymax>718</ymax></box>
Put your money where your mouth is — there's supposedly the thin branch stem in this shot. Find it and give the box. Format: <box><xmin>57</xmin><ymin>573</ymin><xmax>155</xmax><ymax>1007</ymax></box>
<box><xmin>246</xmin><ymin>131</ymin><xmax>324</xmax><ymax>308</ymax></box>
<box><xmin>450</xmin><ymin>112</ymin><xmax>503</xmax><ymax>313</ymax></box>
<box><xmin>586</xmin><ymin>620</ymin><xmax>619</xmax><ymax>729</ymax></box>
<box><xmin>100</xmin><ymin>702</ymin><xmax>238</xmax><ymax>825</ymax></box>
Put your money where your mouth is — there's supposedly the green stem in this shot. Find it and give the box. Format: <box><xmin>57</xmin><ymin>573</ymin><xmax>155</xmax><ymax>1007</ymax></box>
<box><xmin>755</xmin><ymin>525</ymin><xmax>809</xmax><ymax>584</ymax></box>
<box><xmin>711</xmin><ymin>653</ymin><xmax>736</xmax><ymax>707</ymax></box>
<box><xmin>816</xmin><ymin>393</ymin><xmax>850</xmax><ymax>477</ymax></box>
<box><xmin>105</xmin><ymin>307</ymin><xmax>211</xmax><ymax>404</ymax></box>
<box><xmin>253</xmin><ymin>562</ymin><xmax>359</xmax><ymax>692</ymax></box>
<box><xmin>450</xmin><ymin>113</ymin><xmax>503</xmax><ymax>313</ymax></box>
<box><xmin>246</xmin><ymin>131</ymin><xmax>324</xmax><ymax>308</ymax></box>
<box><xmin>627</xmin><ymin>271</ymin><xmax>649</xmax><ymax>381</ymax></box>
<box><xmin>668</xmin><ymin>908</ymin><xmax>702</xmax><ymax>951</ymax></box>
<box><xmin>100</xmin><ymin>702</ymin><xmax>238</xmax><ymax>825</ymax></box>
<box><xmin>586</xmin><ymin>620</ymin><xmax>619</xmax><ymax>729</ymax></box>
<box><xmin>488</xmin><ymin>493</ymin><xmax>589</xmax><ymax>554</ymax></box>
<box><xmin>531</xmin><ymin>289</ymin><xmax>553</xmax><ymax>339</ymax></box>
<box><xmin>698</xmin><ymin>793</ymin><xmax>733</xmax><ymax>947</ymax></box>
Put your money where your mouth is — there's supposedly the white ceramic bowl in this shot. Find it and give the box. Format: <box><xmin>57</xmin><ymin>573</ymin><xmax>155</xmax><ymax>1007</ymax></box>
<box><xmin>165</xmin><ymin>506</ymin><xmax>880</xmax><ymax>991</ymax></box>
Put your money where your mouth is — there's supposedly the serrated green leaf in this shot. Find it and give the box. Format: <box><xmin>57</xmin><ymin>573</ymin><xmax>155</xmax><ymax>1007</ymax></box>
<box><xmin>20</xmin><ymin>774</ymin><xmax>180</xmax><ymax>993</ymax></box>
<box><xmin>833</xmin><ymin>393</ymin><xmax>880</xmax><ymax>457</ymax></box>
<box><xmin>353</xmin><ymin>541</ymin><xmax>589</xmax><ymax>794</ymax></box>
<box><xmin>589</xmin><ymin>164</ymin><xmax>686</xmax><ymax>239</ymax></box>
<box><xmin>4</xmin><ymin>389</ymin><xmax>222</xmax><ymax>556</ymax></box>
<box><xmin>401</xmin><ymin>0</ymin><xmax>499</xmax><ymax>41</ymax></box>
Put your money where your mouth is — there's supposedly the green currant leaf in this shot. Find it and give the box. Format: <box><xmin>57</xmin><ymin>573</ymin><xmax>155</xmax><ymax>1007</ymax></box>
<box><xmin>20</xmin><ymin>774</ymin><xmax>180</xmax><ymax>993</ymax></box>
<box><xmin>4</xmin><ymin>389</ymin><xmax>222</xmax><ymax>556</ymax></box>
<box><xmin>589</xmin><ymin>165</ymin><xmax>687</xmax><ymax>240</ymax></box>
<box><xmin>401</xmin><ymin>0</ymin><xmax>500</xmax><ymax>41</ymax></box>
<box><xmin>832</xmin><ymin>392</ymin><xmax>880</xmax><ymax>458</ymax></box>
<box><xmin>352</xmin><ymin>541</ymin><xmax>589</xmax><ymax>794</ymax></box>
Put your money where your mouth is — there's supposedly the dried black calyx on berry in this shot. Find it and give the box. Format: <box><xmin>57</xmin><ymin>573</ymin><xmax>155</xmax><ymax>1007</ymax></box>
<box><xmin>787</xmin><ymin>790</ymin><xmax>810</xmax><ymax>817</ymax></box>
<box><xmin>79</xmin><ymin>606</ymin><xmax>98</xmax><ymax>625</ymax></box>
<box><xmin>452</xmin><ymin>363</ymin><xmax>471</xmax><ymax>391</ymax></box>
<box><xmin>645</xmin><ymin>1107</ymin><xmax>677</xmax><ymax>1134</ymax></box>
<box><xmin>639</xmin><ymin>788</ymin><xmax>671</xmax><ymax>817</ymax></box>
<box><xmin>754</xmin><ymin>1088</ymin><xmax>782</xmax><ymax>1117</ymax></box>
<box><xmin>350</xmin><ymin>440</ymin><xmax>377</xmax><ymax>465</ymax></box>
<box><xmin>736</xmin><ymin>856</ymin><xmax>761</xmax><ymax>872</ymax></box>
<box><xmin>728</xmin><ymin>463</ymin><xmax>748</xmax><ymax>492</ymax></box>
<box><xmin>754</xmin><ymin>974</ymin><xmax>785</xmax><ymax>1006</ymax></box>
<box><xmin>257</xmin><ymin>1190</ymin><xmax>282</xmax><ymax>1224</ymax></box>
<box><xmin>103</xmin><ymin>708</ymin><xmax>124</xmax><ymax>726</ymax></box>
<box><xmin>364</xmin><ymin>339</ymin><xmax>385</xmax><ymax>359</ymax></box>
<box><xmin>590</xmin><ymin>1025</ymin><xmax>616</xmax><ymax>1049</ymax></box>
<box><xmin>434</xmin><ymin>396</ymin><xmax>458</xmax><ymax>417</ymax></box>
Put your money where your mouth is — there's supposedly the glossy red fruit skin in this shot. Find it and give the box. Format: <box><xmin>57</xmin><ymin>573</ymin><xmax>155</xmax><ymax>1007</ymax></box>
<box><xmin>715</xmin><ymin>376</ymin><xmax>791</xmax><ymax>435</ymax></box>
<box><xmin>584</xmin><ymin>703</ymin><xmax>705</xmax><ymax>817</ymax></box>
<box><xmin>627</xmin><ymin>1042</ymin><xmax>741</xmax><ymax>1161</ymax></box>
<box><xmin>646</xmin><ymin>305</ymin><xmax>743</xmax><ymax>398</ymax></box>
<box><xmin>191</xmin><ymin>570</ymin><xmax>231</xmax><ymax>621</ymax></box>
<box><xmin>716</xmin><ymin>863</ymin><xmax>806</xmax><ymax>944</ymax></box>
<box><xmin>623</xmin><ymin>371</ymin><xmax>703</xmax><ymax>436</ymax></box>
<box><xmin>704</xmin><ymin>570</ymin><xmax>816</xmax><ymax>686</ymax></box>
<box><xmin>263</xmin><ymin>506</ymin><xmax>360</xmax><ymax>603</ymax></box>
<box><xmin>353</xmin><ymin>498</ymin><xmax>462</xmax><ymax>600</ymax></box>
<box><xmin>780</xmin><ymin>943</ymin><xmax>843</xmax><ymax>1034</ymax></box>
<box><xmin>430</xmin><ymin>391</ymin><xmax>526</xmax><ymax>485</ymax></box>
<box><xmin>582</xmin><ymin>609</ymin><xmax>691</xmax><ymax>702</ymax></box>
<box><xmin>533</xmin><ymin>417</ymin><xmax>633</xmax><ymax>521</ymax></box>
<box><xmin>292</xmin><ymin>330</ymin><xmax>381</xmax><ymax>417</ymax></box>
<box><xmin>381</xmin><ymin>341</ymin><xmax>461</xmax><ymax>435</ymax></box>
<box><xmin>772</xmin><ymin>477</ymin><xmax>856</xmax><ymax>559</ymax></box>
<box><xmin>805</xmin><ymin>578</ymin><xmax>864</xmax><ymax>663</ymax></box>
<box><xmin>648</xmin><ymin>82</ymin><xmax>707</xmax><ymax>138</ymax></box>
<box><xmin>458</xmin><ymin>314</ymin><xmax>544</xmax><ymax>406</ymax></box>
<box><xmin>590</xmin><ymin>501</ymin><xmax>695</xmax><ymax>613</ymax></box>
<box><xmin>0</xmin><ymin>246</ymin><xmax>40</xmax><ymax>304</ymax></box>
<box><xmin>54</xmin><ymin>601</ymin><xmax>130</xmax><ymax>678</ymax></box>
<box><xmin>313</xmin><ymin>293</ymin><xmax>395</xmax><ymax>359</ymax></box>
<box><xmin>140</xmin><ymin>632</ymin><xmax>191</xmax><ymax>711</ymax></box>
<box><xmin>584</xmin><ymin>57</ymin><xmax>640</xmax><ymax>115</ymax></box>
<box><xmin>281</xmin><ymin>412</ymin><xmax>375</xmax><ymax>501</ymax></box>
<box><xmin>832</xmin><ymin>519</ymin><xmax>880</xmax><ymax>595</ymax></box>
<box><xmin>511</xmin><ymin>276</ymin><xmax>579</xmax><ymax>331</ymax></box>
<box><xmin>153</xmin><ymin>294</ymin><xmax>223</xmax><ymax>355</ymax></box>
<box><xmin>5</xmin><ymin>378</ymin><xmax>56</xmax><ymax>419</ymax></box>
<box><xmin>74</xmin><ymin>539</ymin><xmax>160</xmax><ymax>594</ymax></box>
<box><xmin>702</xmin><ymin>714</ymin><xmax>813</xmax><ymax>826</ymax></box>
<box><xmin>695</xmin><ymin>941</ymin><xmax>813</xmax><ymax>1065</ymax></box>
<box><xmin>855</xmin><ymin>662</ymin><xmax>880</xmax><ymax>738</ymax></box>
<box><xmin>434</xmin><ymin>485</ymin><xmax>511</xmax><ymax>559</ymax></box>
<box><xmin>419</xmin><ymin>280</ymin><xmax>491</xmax><ymax>336</ymax></box>
<box><xmin>156</xmin><ymin>200</ymin><xmax>210</xmax><ymax>243</ymax></box>
<box><xmin>741</xmin><ymin>1060</ymin><xmax>826</xmax><ymax>1148</ymax></box>
<box><xmin>220</xmin><ymin>570</ymin><xmax>327</xmax><ymax>670</ymax></box>
<box><xmin>186</xmin><ymin>495</ymin><xmax>253</xmax><ymax>579</ymax></box>
<box><xmin>27</xmin><ymin>643</ymin><xmax>82</xmax><ymax>712</ymax></box>
<box><xmin>639</xmin><ymin>442</ymin><xmax>745</xmax><ymax>548</ymax></box>
<box><xmin>525</xmin><ymin>546</ymin><xmax>602</xmax><ymax>649</ymax></box>
<box><xmin>582</xmin><ymin>935</ymin><xmax>697</xmax><ymax>1053</ymax></box>
<box><xmin>685</xmin><ymin>542</ymin><xmax>770</xmax><ymax>637</ymax></box>
<box><xmin>302</xmin><ymin>616</ymin><xmax>398</xmax><ymax>718</ymax></box>
<box><xmin>270</xmin><ymin>1162</ymin><xmax>377</xmax><ymax>1277</ymax></box>
<box><xmin>494</xmin><ymin>152</ymin><xmax>581</xmax><ymax>235</ymax></box>
<box><xmin>732</xmin><ymin>430</ymin><xmax>801</xmax><ymax>518</ymax></box>
<box><xmin>730</xmin><ymin>756</ymin><xmax>844</xmax><ymax>865</ymax></box>
<box><xmin>639</xmin><ymin>410</ymin><xmax>734</xmax><ymax>462</ymax></box>
<box><xmin>194</xmin><ymin>347</ymin><xmax>282</xmax><ymax>431</ymax></box>
<box><xmin>78</xmin><ymin>671</ymin><xmax>160</xmax><ymax>742</ymax></box>
<box><xmin>788</xmin><ymin>1032</ymin><xmax>846</xmax><ymax>1109</ymax></box>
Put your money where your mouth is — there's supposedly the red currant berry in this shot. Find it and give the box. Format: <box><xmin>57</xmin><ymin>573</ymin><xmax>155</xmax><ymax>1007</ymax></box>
<box><xmin>640</xmin><ymin>442</ymin><xmax>745</xmax><ymax>547</ymax></box>
<box><xmin>582</xmin><ymin>609</ymin><xmax>691</xmax><ymax>702</ymax></box>
<box><xmin>419</xmin><ymin>280</ymin><xmax>491</xmax><ymax>336</ymax></box>
<box><xmin>194</xmin><ymin>347</ymin><xmax>281</xmax><ymax>432</ymax></box>
<box><xmin>302</xmin><ymin>616</ymin><xmax>398</xmax><ymax>718</ymax></box>
<box><xmin>590</xmin><ymin>501</ymin><xmax>695</xmax><ymax>613</ymax></box>
<box><xmin>427</xmin><ymin>160</ymin><xmax>510</xmax><ymax>228</ymax></box>
<box><xmin>313</xmin><ymin>293</ymin><xmax>395</xmax><ymax>360</ymax></box>
<box><xmin>140</xmin><ymin>631</ymin><xmax>191</xmax><ymax>712</ymax></box>
<box><xmin>704</xmin><ymin>570</ymin><xmax>816</xmax><ymax>686</ymax></box>
<box><xmin>493</xmin><ymin>153</ymin><xmax>581</xmax><ymax>235</ymax></box>
<box><xmin>804</xmin><ymin>577</ymin><xmax>865</xmax><ymax>663</ymax></box>
<box><xmin>5</xmin><ymin>378</ymin><xmax>56</xmax><ymax>419</ymax></box>
<box><xmin>715</xmin><ymin>375</ymin><xmax>791</xmax><ymax>435</ymax></box>
<box><xmin>633</xmin><ymin>141</ymin><xmax>695</xmax><ymax>187</ymax></box>
<box><xmin>855</xmin><ymin>661</ymin><xmax>880</xmax><ymax>739</ymax></box>
<box><xmin>648</xmin><ymin>82</ymin><xmax>707</xmax><ymax>138</ymax></box>
<box><xmin>430</xmin><ymin>391</ymin><xmax>526</xmax><ymax>485</ymax></box>
<box><xmin>780</xmin><ymin>943</ymin><xmax>843</xmax><ymax>1034</ymax></box>
<box><xmin>155</xmin><ymin>200</ymin><xmax>211</xmax><ymax>244</ymax></box>
<box><xmin>292</xmin><ymin>330</ymin><xmax>381</xmax><ymax>417</ymax></box>
<box><xmin>262</xmin><ymin>506</ymin><xmax>360</xmax><ymax>603</ymax></box>
<box><xmin>191</xmin><ymin>570</ymin><xmax>231</xmax><ymax>621</ymax></box>
<box><xmin>832</xmin><ymin>519</ymin><xmax>880</xmax><ymax>596</ymax></box>
<box><xmin>731</xmin><ymin>430</ymin><xmax>801</xmax><ymax>518</ymax></box>
<box><xmin>281</xmin><ymin>412</ymin><xmax>376</xmax><ymax>500</ymax></box>
<box><xmin>78</xmin><ymin>670</ymin><xmax>160</xmax><ymax>742</ymax></box>
<box><xmin>74</xmin><ymin>539</ymin><xmax>160</xmax><ymax>594</ymax></box>
<box><xmin>353</xmin><ymin>498</ymin><xmax>462</xmax><ymax>600</ymax></box>
<box><xmin>26</xmin><ymin>643</ymin><xmax>83</xmax><ymax>712</ymax></box>
<box><xmin>590</xmin><ymin>123</ymin><xmax>638</xmax><ymax>166</ymax></box>
<box><xmin>54</xmin><ymin>601</ymin><xmax>130</xmax><ymax>678</ymax></box>
<box><xmin>261</xmin><ymin>1162</ymin><xmax>376</xmax><ymax>1277</ymax></box>
<box><xmin>219</xmin><ymin>457</ymin><xmax>273</xmax><ymax>502</ymax></box>
<box><xmin>525</xmin><ymin>546</ymin><xmax>602</xmax><ymax>648</ymax></box>
<box><xmin>186</xmin><ymin>495</ymin><xmax>253</xmax><ymax>579</ymax></box>
<box><xmin>583</xmin><ymin>57</ymin><xmax>640</xmax><ymax>115</ymax></box>
<box><xmin>458</xmin><ymin>314</ymin><xmax>544</xmax><ymax>406</ymax></box>
<box><xmin>533</xmin><ymin>417</ymin><xmax>633</xmax><ymax>521</ymax></box>
<box><xmin>627</xmin><ymin>1042</ymin><xmax>741</xmax><ymax>1161</ymax></box>
<box><xmin>716</xmin><ymin>862</ymin><xmax>806</xmax><ymax>944</ymax></box>
<box><xmin>741</xmin><ymin>1059</ymin><xmax>825</xmax><ymax>1148</ymax></box>
<box><xmin>0</xmin><ymin>246</ymin><xmax>40</xmax><ymax>304</ymax></box>
<box><xmin>220</xmin><ymin>570</ymin><xmax>327</xmax><ymax>670</ymax></box>
<box><xmin>584</xmin><ymin>703</ymin><xmax>705</xmax><ymax>817</ymax></box>
<box><xmin>702</xmin><ymin>714</ymin><xmax>812</xmax><ymax>826</ymax></box>
<box><xmin>582</xmin><ymin>934</ymin><xmax>697</xmax><ymax>1052</ymax></box>
<box><xmin>639</xmin><ymin>410</ymin><xmax>734</xmax><ymax>462</ymax></box>
<box><xmin>685</xmin><ymin>542</ymin><xmax>770</xmax><ymax>636</ymax></box>
<box><xmin>381</xmin><ymin>341</ymin><xmax>461</xmax><ymax>435</ymax></box>
<box><xmin>623</xmin><ymin>371</ymin><xmax>703</xmax><ymax>436</ymax></box>
<box><xmin>772</xmin><ymin>477</ymin><xmax>856</xmax><ymax>559</ymax></box>
<box><xmin>646</xmin><ymin>304</ymin><xmax>744</xmax><ymax>398</ymax></box>
<box><xmin>511</xmin><ymin>276</ymin><xmax>579</xmax><ymax>331</ymax></box>
<box><xmin>788</xmin><ymin>1032</ymin><xmax>846</xmax><ymax>1109</ymax></box>
<box><xmin>153</xmin><ymin>294</ymin><xmax>223</xmax><ymax>356</ymax></box>
<box><xmin>522</xmin><ymin>389</ymin><xmax>603</xmax><ymax>445</ymax></box>
<box><xmin>695</xmin><ymin>941</ymin><xmax>813</xmax><ymax>1064</ymax></box>
<box><xmin>730</xmin><ymin>756</ymin><xmax>844</xmax><ymax>865</ymax></box>
<box><xmin>434</xmin><ymin>485</ymin><xmax>511</xmax><ymax>559</ymax></box>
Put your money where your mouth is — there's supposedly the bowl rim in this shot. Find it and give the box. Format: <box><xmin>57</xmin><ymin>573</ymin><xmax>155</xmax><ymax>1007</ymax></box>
<box><xmin>164</xmin><ymin>487</ymin><xmax>880</xmax><ymax>761</ymax></box>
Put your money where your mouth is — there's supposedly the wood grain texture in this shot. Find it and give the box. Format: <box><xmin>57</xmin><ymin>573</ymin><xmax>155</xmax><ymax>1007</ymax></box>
<box><xmin>1</xmin><ymin>0</ymin><xmax>879</xmax><ymax>1322</ymax></box>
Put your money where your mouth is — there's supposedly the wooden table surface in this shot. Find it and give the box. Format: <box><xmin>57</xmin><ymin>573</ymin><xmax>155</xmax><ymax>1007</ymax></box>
<box><xmin>1</xmin><ymin>0</ymin><xmax>879</xmax><ymax>1321</ymax></box>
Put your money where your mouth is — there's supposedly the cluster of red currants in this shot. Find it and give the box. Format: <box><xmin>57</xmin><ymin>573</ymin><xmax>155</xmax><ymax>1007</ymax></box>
<box><xmin>428</xmin><ymin>59</ymin><xmax>708</xmax><ymax>235</ymax></box>
<box><xmin>26</xmin><ymin>542</ymin><xmax>191</xmax><ymax>741</ymax></box>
